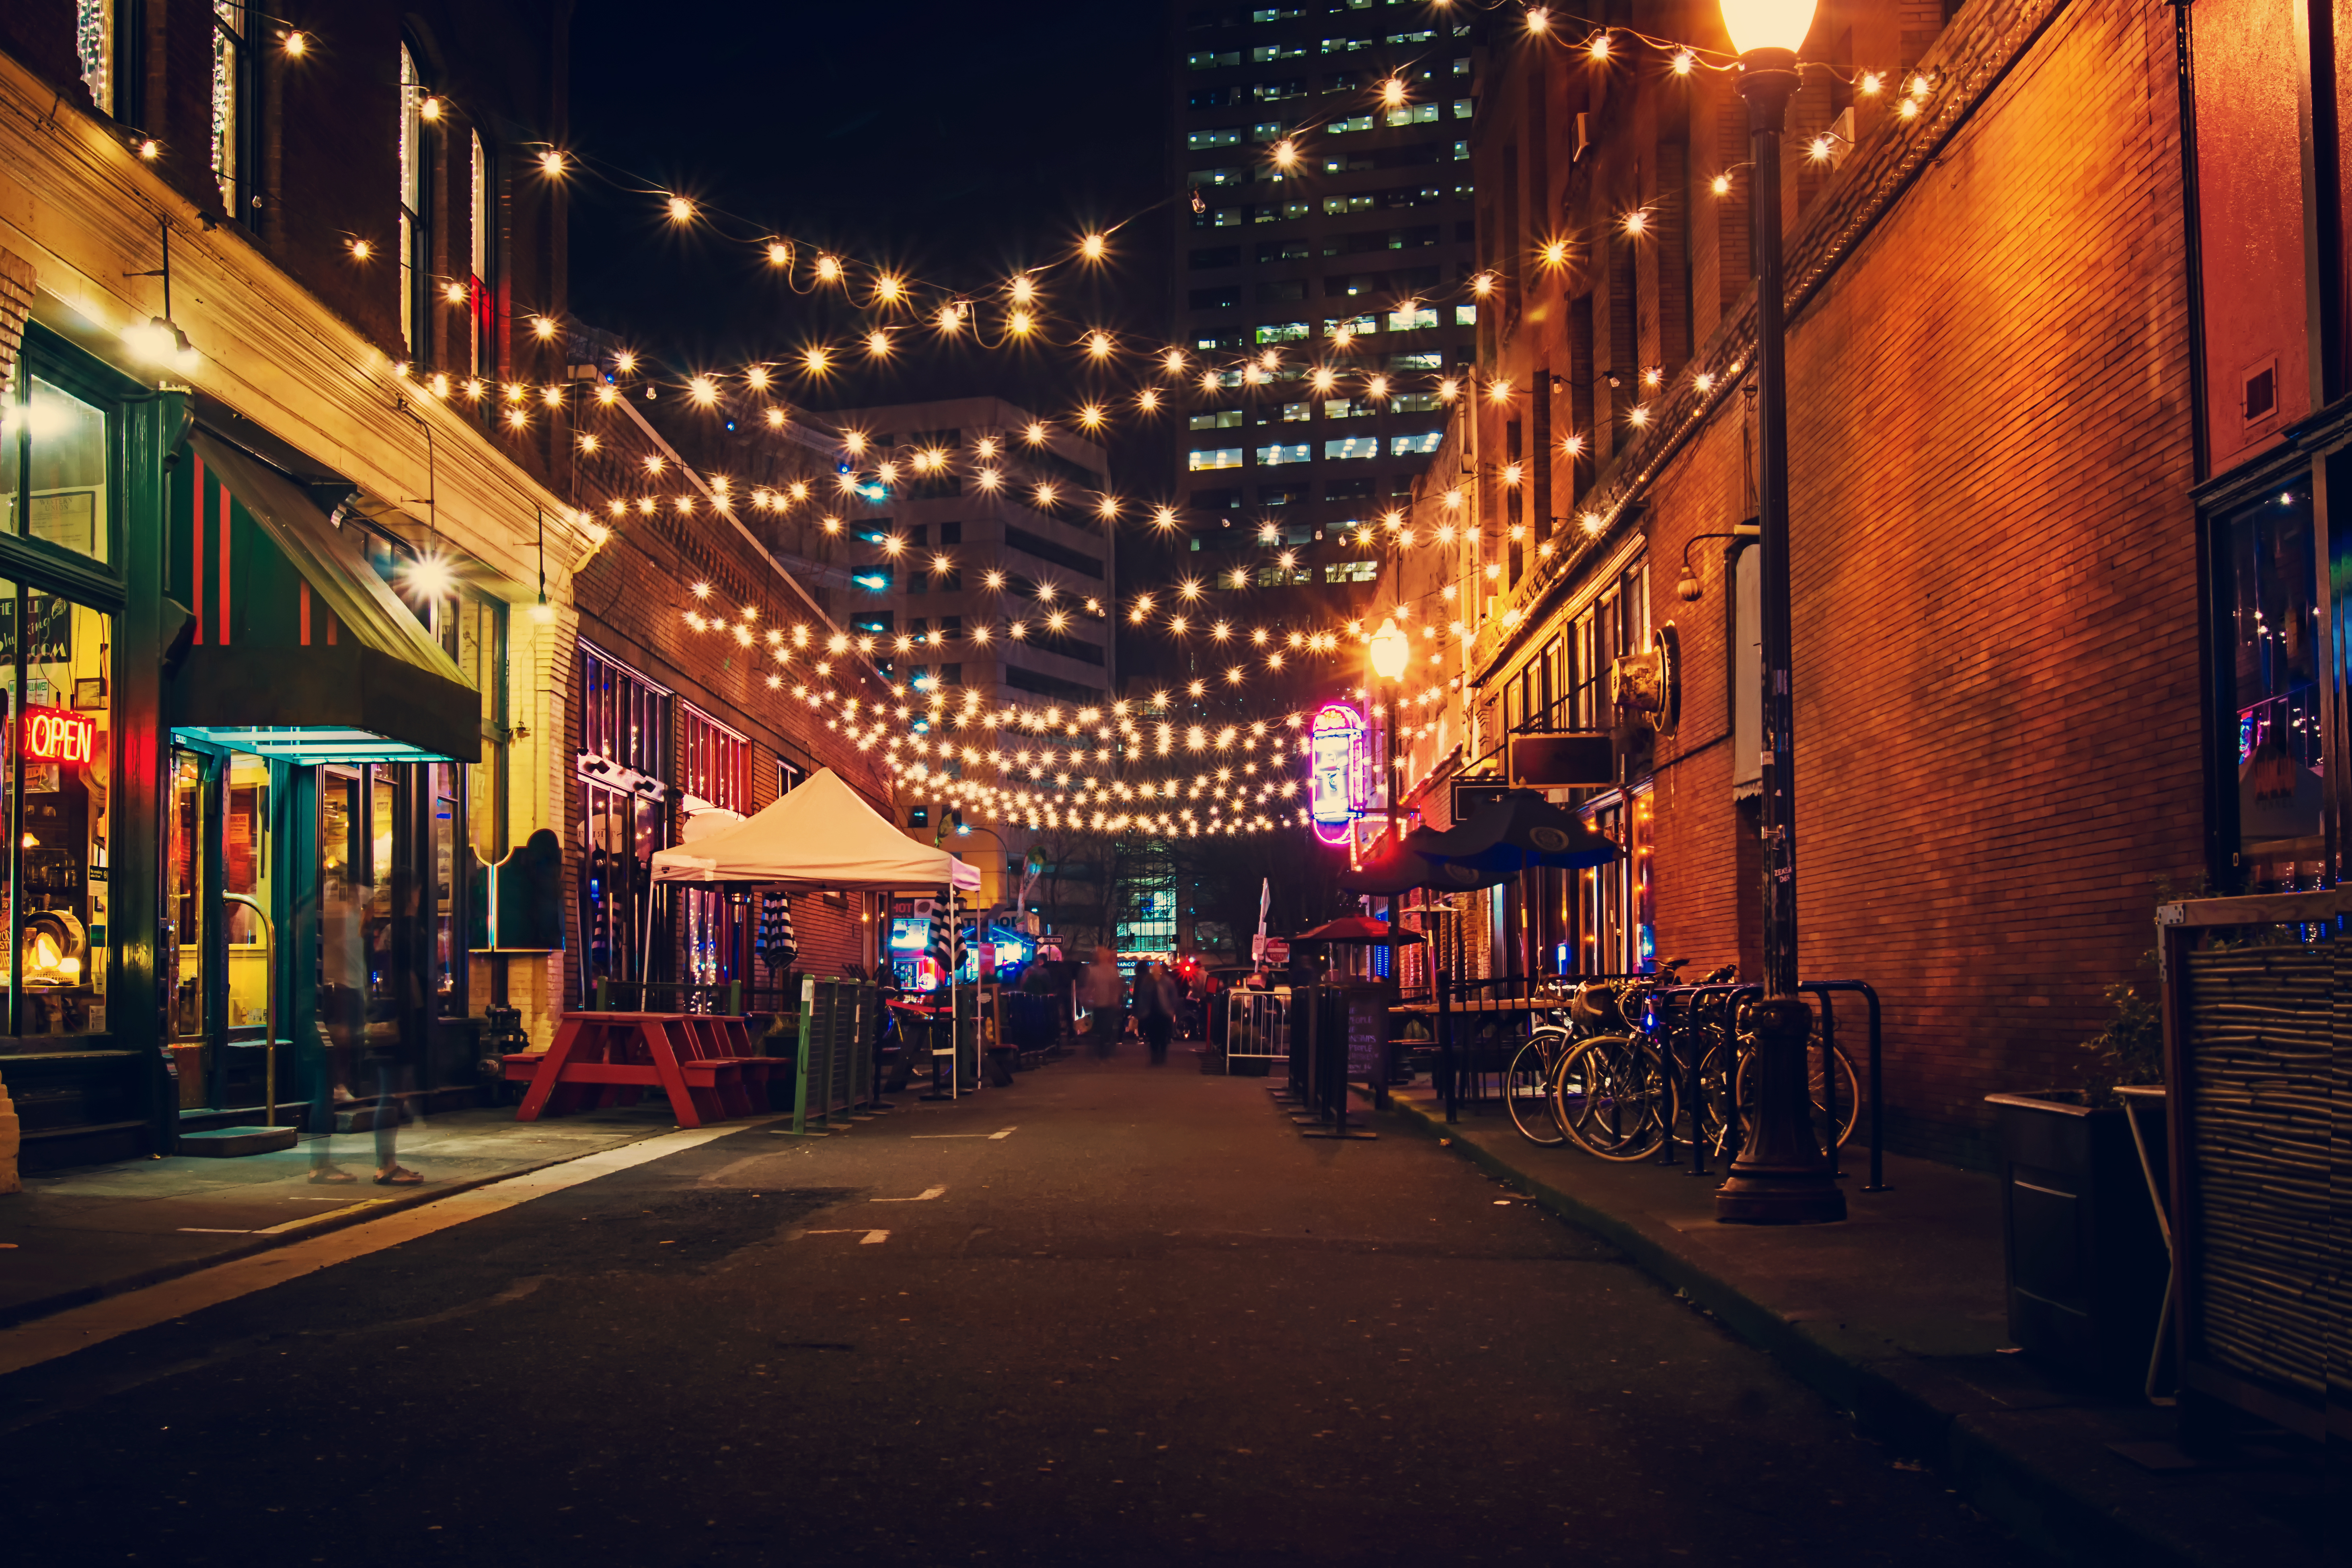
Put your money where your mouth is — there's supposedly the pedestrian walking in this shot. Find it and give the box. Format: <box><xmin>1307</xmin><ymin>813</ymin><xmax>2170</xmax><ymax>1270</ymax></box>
<box><xmin>1081</xmin><ymin>944</ymin><xmax>1125</xmax><ymax>1058</ymax></box>
<box><xmin>1136</xmin><ymin>961</ymin><xmax>1180</xmax><ymax>1066</ymax></box>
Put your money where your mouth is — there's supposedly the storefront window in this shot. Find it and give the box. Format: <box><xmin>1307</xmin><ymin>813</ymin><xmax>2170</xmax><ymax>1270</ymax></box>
<box><xmin>578</xmin><ymin>645</ymin><xmax>668</xmax><ymax>1001</ymax></box>
<box><xmin>222</xmin><ymin>751</ymin><xmax>273</xmax><ymax>1034</ymax></box>
<box><xmin>2</xmin><ymin>378</ymin><xmax>112</xmax><ymax>565</ymax></box>
<box><xmin>431</xmin><ymin>762</ymin><xmax>460</xmax><ymax>1016</ymax></box>
<box><xmin>1578</xmin><ymin>799</ymin><xmax>1627</xmax><ymax>976</ymax></box>
<box><xmin>5</xmin><ymin>593</ymin><xmax>117</xmax><ymax>1035</ymax></box>
<box><xmin>680</xmin><ymin>706</ymin><xmax>748</xmax><ymax>987</ymax></box>
<box><xmin>2225</xmin><ymin>482</ymin><xmax>2322</xmax><ymax>889</ymax></box>
<box><xmin>319</xmin><ymin>766</ymin><xmax>367</xmax><ymax>1081</ymax></box>
<box><xmin>167</xmin><ymin>752</ymin><xmax>205</xmax><ymax>1037</ymax></box>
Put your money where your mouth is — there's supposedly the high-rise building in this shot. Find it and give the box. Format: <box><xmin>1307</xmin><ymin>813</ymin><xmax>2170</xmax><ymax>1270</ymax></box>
<box><xmin>1167</xmin><ymin>2</ymin><xmax>1482</xmax><ymax>642</ymax></box>
<box><xmin>806</xmin><ymin>397</ymin><xmax>1115</xmax><ymax>711</ymax></box>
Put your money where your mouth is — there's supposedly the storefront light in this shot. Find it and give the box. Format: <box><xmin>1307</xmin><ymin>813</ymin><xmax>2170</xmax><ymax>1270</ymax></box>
<box><xmin>121</xmin><ymin>315</ymin><xmax>198</xmax><ymax>374</ymax></box>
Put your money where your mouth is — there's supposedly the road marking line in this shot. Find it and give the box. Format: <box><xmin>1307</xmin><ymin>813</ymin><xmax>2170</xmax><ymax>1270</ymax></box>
<box><xmin>988</xmin><ymin>1126</ymin><xmax>1018</xmax><ymax>1140</ymax></box>
<box><xmin>861</xmin><ymin>1230</ymin><xmax>890</xmax><ymax>1244</ymax></box>
<box><xmin>175</xmin><ymin>1228</ymin><xmax>254</xmax><ymax>1234</ymax></box>
<box><xmin>0</xmin><ymin>1122</ymin><xmax>740</xmax><ymax>1379</ymax></box>
<box><xmin>870</xmin><ymin>1186</ymin><xmax>948</xmax><ymax>1203</ymax></box>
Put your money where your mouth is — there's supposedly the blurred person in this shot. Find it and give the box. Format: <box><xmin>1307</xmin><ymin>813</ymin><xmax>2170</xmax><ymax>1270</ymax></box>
<box><xmin>1135</xmin><ymin>961</ymin><xmax>1180</xmax><ymax>1066</ymax></box>
<box><xmin>1080</xmin><ymin>945</ymin><xmax>1124</xmax><ymax>1058</ymax></box>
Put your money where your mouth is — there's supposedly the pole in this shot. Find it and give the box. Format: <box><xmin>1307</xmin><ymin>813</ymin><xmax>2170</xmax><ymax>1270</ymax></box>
<box><xmin>1716</xmin><ymin>48</ymin><xmax>1845</xmax><ymax>1224</ymax></box>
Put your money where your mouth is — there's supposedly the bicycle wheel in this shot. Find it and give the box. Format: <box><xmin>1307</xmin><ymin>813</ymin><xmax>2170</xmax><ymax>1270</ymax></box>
<box><xmin>1502</xmin><ymin>1032</ymin><xmax>1569</xmax><ymax>1146</ymax></box>
<box><xmin>1554</xmin><ymin>1035</ymin><xmax>1674</xmax><ymax>1162</ymax></box>
<box><xmin>1734</xmin><ymin>1042</ymin><xmax>1860</xmax><ymax>1149</ymax></box>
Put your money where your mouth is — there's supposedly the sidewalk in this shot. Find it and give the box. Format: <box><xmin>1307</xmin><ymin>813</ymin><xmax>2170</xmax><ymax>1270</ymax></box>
<box><xmin>0</xmin><ymin>1102</ymin><xmax>696</xmax><ymax>1329</ymax></box>
<box><xmin>1366</xmin><ymin>1081</ymin><xmax>2332</xmax><ymax>1568</ymax></box>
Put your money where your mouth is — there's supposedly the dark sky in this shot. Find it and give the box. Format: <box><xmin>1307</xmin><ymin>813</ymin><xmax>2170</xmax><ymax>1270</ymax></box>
<box><xmin>567</xmin><ymin>0</ymin><xmax>1174</xmax><ymax>427</ymax></box>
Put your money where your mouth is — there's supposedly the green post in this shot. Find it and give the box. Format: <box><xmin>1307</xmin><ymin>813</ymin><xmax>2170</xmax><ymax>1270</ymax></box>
<box><xmin>791</xmin><ymin>972</ymin><xmax>815</xmax><ymax>1135</ymax></box>
<box><xmin>117</xmin><ymin>390</ymin><xmax>185</xmax><ymax>1149</ymax></box>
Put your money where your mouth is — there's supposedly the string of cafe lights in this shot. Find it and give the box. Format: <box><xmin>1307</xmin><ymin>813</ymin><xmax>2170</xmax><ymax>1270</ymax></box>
<box><xmin>290</xmin><ymin>4</ymin><xmax>1941</xmax><ymax>852</ymax></box>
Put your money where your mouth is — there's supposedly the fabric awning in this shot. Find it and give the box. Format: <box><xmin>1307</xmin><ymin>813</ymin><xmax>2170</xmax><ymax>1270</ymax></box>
<box><xmin>649</xmin><ymin>768</ymin><xmax>981</xmax><ymax>893</ymax></box>
<box><xmin>167</xmin><ymin>432</ymin><xmax>481</xmax><ymax>763</ymax></box>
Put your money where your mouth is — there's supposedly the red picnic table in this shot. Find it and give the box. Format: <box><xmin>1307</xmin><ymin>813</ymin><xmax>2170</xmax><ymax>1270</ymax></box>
<box><xmin>504</xmin><ymin>1012</ymin><xmax>785</xmax><ymax>1127</ymax></box>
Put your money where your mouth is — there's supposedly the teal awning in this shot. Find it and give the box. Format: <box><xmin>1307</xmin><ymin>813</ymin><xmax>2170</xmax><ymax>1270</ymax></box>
<box><xmin>167</xmin><ymin>433</ymin><xmax>481</xmax><ymax>764</ymax></box>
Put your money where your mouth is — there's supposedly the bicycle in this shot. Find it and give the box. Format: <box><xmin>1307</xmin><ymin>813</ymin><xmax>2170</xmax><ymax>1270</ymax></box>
<box><xmin>1551</xmin><ymin>960</ymin><xmax>1733</xmax><ymax>1161</ymax></box>
<box><xmin>1681</xmin><ymin>996</ymin><xmax>1860</xmax><ymax>1158</ymax></box>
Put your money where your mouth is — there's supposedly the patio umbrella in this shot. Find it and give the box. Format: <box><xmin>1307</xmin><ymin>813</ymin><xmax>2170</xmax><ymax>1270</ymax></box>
<box><xmin>1407</xmin><ymin>789</ymin><xmax>1619</xmax><ymax>875</ymax></box>
<box><xmin>1339</xmin><ymin>844</ymin><xmax>1513</xmax><ymax>895</ymax></box>
<box><xmin>1291</xmin><ymin>915</ymin><xmax>1427</xmax><ymax>946</ymax></box>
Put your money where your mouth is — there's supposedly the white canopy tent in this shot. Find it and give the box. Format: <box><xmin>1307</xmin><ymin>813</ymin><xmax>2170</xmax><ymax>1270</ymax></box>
<box><xmin>649</xmin><ymin>768</ymin><xmax>981</xmax><ymax>893</ymax></box>
<box><xmin>647</xmin><ymin>768</ymin><xmax>981</xmax><ymax>1098</ymax></box>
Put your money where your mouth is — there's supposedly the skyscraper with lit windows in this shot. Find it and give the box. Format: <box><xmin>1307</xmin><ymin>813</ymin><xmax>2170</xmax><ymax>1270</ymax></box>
<box><xmin>1167</xmin><ymin>2</ymin><xmax>1482</xmax><ymax>633</ymax></box>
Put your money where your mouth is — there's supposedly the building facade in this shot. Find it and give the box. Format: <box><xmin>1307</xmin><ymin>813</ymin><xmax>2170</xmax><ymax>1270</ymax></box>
<box><xmin>1342</xmin><ymin>0</ymin><xmax>2350</xmax><ymax>1167</ymax></box>
<box><xmin>1169</xmin><ymin>0</ymin><xmax>1482</xmax><ymax>651</ymax></box>
<box><xmin>0</xmin><ymin>0</ymin><xmax>894</xmax><ymax>1172</ymax></box>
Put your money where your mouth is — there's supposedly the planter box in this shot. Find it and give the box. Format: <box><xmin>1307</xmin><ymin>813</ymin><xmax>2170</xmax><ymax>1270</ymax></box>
<box><xmin>1986</xmin><ymin>1091</ymin><xmax>2168</xmax><ymax>1396</ymax></box>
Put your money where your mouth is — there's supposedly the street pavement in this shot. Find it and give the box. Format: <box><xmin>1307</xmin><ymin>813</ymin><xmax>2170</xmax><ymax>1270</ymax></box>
<box><xmin>0</xmin><ymin>1049</ymin><xmax>2025</xmax><ymax>1566</ymax></box>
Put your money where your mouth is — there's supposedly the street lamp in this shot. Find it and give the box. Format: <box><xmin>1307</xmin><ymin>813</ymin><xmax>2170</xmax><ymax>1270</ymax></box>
<box><xmin>1368</xmin><ymin>618</ymin><xmax>1412</xmax><ymax>998</ymax></box>
<box><xmin>1715</xmin><ymin>0</ymin><xmax>1845</xmax><ymax>1225</ymax></box>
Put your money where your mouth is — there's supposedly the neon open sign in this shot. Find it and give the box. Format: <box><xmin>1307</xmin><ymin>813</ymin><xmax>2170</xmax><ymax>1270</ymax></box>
<box><xmin>21</xmin><ymin>705</ymin><xmax>94</xmax><ymax>765</ymax></box>
<box><xmin>1307</xmin><ymin>702</ymin><xmax>1365</xmax><ymax>846</ymax></box>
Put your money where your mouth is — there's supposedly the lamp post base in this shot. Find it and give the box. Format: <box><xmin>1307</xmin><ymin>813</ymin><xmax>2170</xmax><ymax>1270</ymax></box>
<box><xmin>1715</xmin><ymin>1167</ymin><xmax>1849</xmax><ymax>1224</ymax></box>
<box><xmin>1715</xmin><ymin>996</ymin><xmax>1847</xmax><ymax>1224</ymax></box>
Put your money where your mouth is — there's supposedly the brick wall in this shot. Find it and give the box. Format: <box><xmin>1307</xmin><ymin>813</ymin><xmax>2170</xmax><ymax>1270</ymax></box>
<box><xmin>1465</xmin><ymin>0</ymin><xmax>2201</xmax><ymax>1164</ymax></box>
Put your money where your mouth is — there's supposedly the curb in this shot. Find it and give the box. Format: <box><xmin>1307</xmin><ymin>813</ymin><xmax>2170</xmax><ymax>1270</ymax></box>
<box><xmin>0</xmin><ymin>1127</ymin><xmax>701</xmax><ymax>1332</ymax></box>
<box><xmin>1366</xmin><ymin>1087</ymin><xmax>2219</xmax><ymax>1568</ymax></box>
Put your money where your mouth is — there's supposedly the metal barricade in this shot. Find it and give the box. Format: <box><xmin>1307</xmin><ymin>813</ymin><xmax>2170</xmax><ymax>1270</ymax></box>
<box><xmin>789</xmin><ymin>976</ymin><xmax>874</xmax><ymax>1135</ymax></box>
<box><xmin>1224</xmin><ymin>985</ymin><xmax>1290</xmax><ymax>1074</ymax></box>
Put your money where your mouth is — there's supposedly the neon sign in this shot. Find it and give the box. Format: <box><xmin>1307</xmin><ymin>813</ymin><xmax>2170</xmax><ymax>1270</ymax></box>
<box><xmin>1307</xmin><ymin>702</ymin><xmax>1365</xmax><ymax>846</ymax></box>
<box><xmin>21</xmin><ymin>705</ymin><xmax>94</xmax><ymax>765</ymax></box>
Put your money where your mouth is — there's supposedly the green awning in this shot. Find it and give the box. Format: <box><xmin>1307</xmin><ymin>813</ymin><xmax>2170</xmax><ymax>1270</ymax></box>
<box><xmin>166</xmin><ymin>432</ymin><xmax>481</xmax><ymax>763</ymax></box>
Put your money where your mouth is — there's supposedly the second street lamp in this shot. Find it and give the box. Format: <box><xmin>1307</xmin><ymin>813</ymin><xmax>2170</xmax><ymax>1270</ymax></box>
<box><xmin>1714</xmin><ymin>0</ymin><xmax>1845</xmax><ymax>1225</ymax></box>
<box><xmin>1368</xmin><ymin>618</ymin><xmax>1413</xmax><ymax>1002</ymax></box>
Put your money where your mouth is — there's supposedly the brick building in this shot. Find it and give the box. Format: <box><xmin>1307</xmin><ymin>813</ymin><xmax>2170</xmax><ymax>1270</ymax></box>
<box><xmin>0</xmin><ymin>0</ymin><xmax>894</xmax><ymax>1171</ymax></box>
<box><xmin>1341</xmin><ymin>0</ymin><xmax>2350</xmax><ymax>1166</ymax></box>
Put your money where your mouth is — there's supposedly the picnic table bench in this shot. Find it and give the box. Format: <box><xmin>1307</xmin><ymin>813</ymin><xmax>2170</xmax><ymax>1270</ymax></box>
<box><xmin>503</xmin><ymin>1011</ymin><xmax>790</xmax><ymax>1127</ymax></box>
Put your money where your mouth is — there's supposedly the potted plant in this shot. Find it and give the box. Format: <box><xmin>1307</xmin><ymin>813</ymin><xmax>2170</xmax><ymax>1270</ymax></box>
<box><xmin>1985</xmin><ymin>969</ymin><xmax>2168</xmax><ymax>1396</ymax></box>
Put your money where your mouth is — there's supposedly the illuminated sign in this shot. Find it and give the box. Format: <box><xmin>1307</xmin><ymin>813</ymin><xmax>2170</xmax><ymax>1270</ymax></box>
<box><xmin>1307</xmin><ymin>702</ymin><xmax>1365</xmax><ymax>846</ymax></box>
<box><xmin>21</xmin><ymin>705</ymin><xmax>94</xmax><ymax>765</ymax></box>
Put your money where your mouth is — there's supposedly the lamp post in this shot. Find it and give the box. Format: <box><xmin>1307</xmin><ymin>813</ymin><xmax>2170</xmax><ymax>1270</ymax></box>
<box><xmin>1714</xmin><ymin>0</ymin><xmax>1845</xmax><ymax>1224</ymax></box>
<box><xmin>1368</xmin><ymin>618</ymin><xmax>1413</xmax><ymax>998</ymax></box>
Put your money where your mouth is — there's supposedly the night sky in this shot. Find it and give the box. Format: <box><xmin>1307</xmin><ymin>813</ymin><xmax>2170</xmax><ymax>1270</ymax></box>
<box><xmin>567</xmin><ymin>0</ymin><xmax>1174</xmax><ymax>435</ymax></box>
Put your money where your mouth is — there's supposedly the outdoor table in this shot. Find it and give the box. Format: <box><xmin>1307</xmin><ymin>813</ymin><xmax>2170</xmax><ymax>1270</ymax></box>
<box><xmin>507</xmin><ymin>1011</ymin><xmax>757</xmax><ymax>1128</ymax></box>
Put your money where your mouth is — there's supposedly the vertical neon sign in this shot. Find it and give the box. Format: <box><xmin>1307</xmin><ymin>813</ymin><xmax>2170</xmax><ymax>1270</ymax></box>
<box><xmin>1308</xmin><ymin>702</ymin><xmax>1365</xmax><ymax>846</ymax></box>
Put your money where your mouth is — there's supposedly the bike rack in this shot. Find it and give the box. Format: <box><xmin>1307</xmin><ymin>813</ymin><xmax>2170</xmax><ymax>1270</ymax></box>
<box><xmin>1648</xmin><ymin>978</ymin><xmax>1886</xmax><ymax>1193</ymax></box>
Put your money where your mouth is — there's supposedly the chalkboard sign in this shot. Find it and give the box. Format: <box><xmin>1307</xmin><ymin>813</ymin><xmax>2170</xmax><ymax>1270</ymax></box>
<box><xmin>1343</xmin><ymin>985</ymin><xmax>1387</xmax><ymax>1080</ymax></box>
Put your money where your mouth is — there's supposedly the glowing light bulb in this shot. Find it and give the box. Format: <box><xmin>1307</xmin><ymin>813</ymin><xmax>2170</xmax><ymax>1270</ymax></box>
<box><xmin>1487</xmin><ymin>378</ymin><xmax>1514</xmax><ymax>404</ymax></box>
<box><xmin>1586</xmin><ymin>29</ymin><xmax>1609</xmax><ymax>57</ymax></box>
<box><xmin>1526</xmin><ymin>7</ymin><xmax>1552</xmax><ymax>35</ymax></box>
<box><xmin>666</xmin><ymin>195</ymin><xmax>695</xmax><ymax>223</ymax></box>
<box><xmin>815</xmin><ymin>254</ymin><xmax>842</xmax><ymax>282</ymax></box>
<box><xmin>349</xmin><ymin>238</ymin><xmax>373</xmax><ymax>260</ymax></box>
<box><xmin>1541</xmin><ymin>238</ymin><xmax>1571</xmax><ymax>266</ymax></box>
<box><xmin>1086</xmin><ymin>330</ymin><xmax>1114</xmax><ymax>359</ymax></box>
<box><xmin>874</xmin><ymin>273</ymin><xmax>905</xmax><ymax>304</ymax></box>
<box><xmin>803</xmin><ymin>345</ymin><xmax>832</xmax><ymax>375</ymax></box>
<box><xmin>283</xmin><ymin>30</ymin><xmax>308</xmax><ymax>55</ymax></box>
<box><xmin>867</xmin><ymin>329</ymin><xmax>892</xmax><ymax>357</ymax></box>
<box><xmin>1671</xmin><ymin>48</ymin><xmax>1696</xmax><ymax>75</ymax></box>
<box><xmin>1711</xmin><ymin>172</ymin><xmax>1734</xmax><ymax>196</ymax></box>
<box><xmin>1380</xmin><ymin>77</ymin><xmax>1407</xmax><ymax>107</ymax></box>
<box><xmin>1271</xmin><ymin>137</ymin><xmax>1300</xmax><ymax>168</ymax></box>
<box><xmin>1080</xmin><ymin>232</ymin><xmax>1108</xmax><ymax>260</ymax></box>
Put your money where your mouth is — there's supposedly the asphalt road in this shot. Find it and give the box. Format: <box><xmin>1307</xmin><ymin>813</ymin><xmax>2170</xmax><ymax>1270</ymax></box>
<box><xmin>1</xmin><ymin>1050</ymin><xmax>2025</xmax><ymax>1566</ymax></box>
